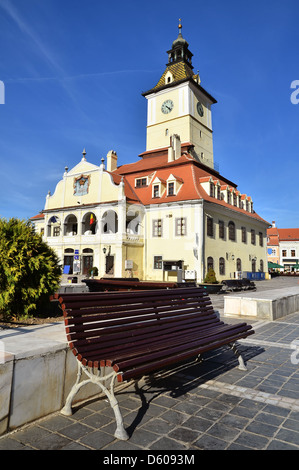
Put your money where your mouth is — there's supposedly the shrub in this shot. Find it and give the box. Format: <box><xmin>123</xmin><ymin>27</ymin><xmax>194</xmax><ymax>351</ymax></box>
<box><xmin>88</xmin><ymin>266</ymin><xmax>98</xmax><ymax>277</ymax></box>
<box><xmin>204</xmin><ymin>268</ymin><xmax>218</xmax><ymax>284</ymax></box>
<box><xmin>0</xmin><ymin>218</ymin><xmax>61</xmax><ymax>320</ymax></box>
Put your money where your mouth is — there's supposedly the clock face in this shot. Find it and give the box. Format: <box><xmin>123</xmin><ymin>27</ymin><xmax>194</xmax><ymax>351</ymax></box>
<box><xmin>161</xmin><ymin>99</ymin><xmax>174</xmax><ymax>114</ymax></box>
<box><xmin>197</xmin><ymin>102</ymin><xmax>204</xmax><ymax>117</ymax></box>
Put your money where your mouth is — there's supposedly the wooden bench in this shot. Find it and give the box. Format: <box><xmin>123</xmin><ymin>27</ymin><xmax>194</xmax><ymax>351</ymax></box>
<box><xmin>52</xmin><ymin>287</ymin><xmax>254</xmax><ymax>440</ymax></box>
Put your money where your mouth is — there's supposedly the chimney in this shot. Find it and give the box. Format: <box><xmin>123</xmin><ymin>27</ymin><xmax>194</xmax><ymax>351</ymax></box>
<box><xmin>168</xmin><ymin>134</ymin><xmax>181</xmax><ymax>162</ymax></box>
<box><xmin>173</xmin><ymin>134</ymin><xmax>181</xmax><ymax>160</ymax></box>
<box><xmin>272</xmin><ymin>221</ymin><xmax>276</xmax><ymax>227</ymax></box>
<box><xmin>168</xmin><ymin>143</ymin><xmax>174</xmax><ymax>162</ymax></box>
<box><xmin>106</xmin><ymin>150</ymin><xmax>117</xmax><ymax>172</ymax></box>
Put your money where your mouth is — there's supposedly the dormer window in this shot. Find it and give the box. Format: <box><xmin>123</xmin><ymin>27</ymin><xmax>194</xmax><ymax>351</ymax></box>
<box><xmin>209</xmin><ymin>181</ymin><xmax>215</xmax><ymax>197</ymax></box>
<box><xmin>227</xmin><ymin>190</ymin><xmax>231</xmax><ymax>204</ymax></box>
<box><xmin>152</xmin><ymin>176</ymin><xmax>166</xmax><ymax>198</ymax></box>
<box><xmin>165</xmin><ymin>71</ymin><xmax>174</xmax><ymax>84</ymax></box>
<box><xmin>166</xmin><ymin>174</ymin><xmax>183</xmax><ymax>197</ymax></box>
<box><xmin>168</xmin><ymin>182</ymin><xmax>175</xmax><ymax>196</ymax></box>
<box><xmin>153</xmin><ymin>184</ymin><xmax>160</xmax><ymax>198</ymax></box>
<box><xmin>135</xmin><ymin>177</ymin><xmax>148</xmax><ymax>188</ymax></box>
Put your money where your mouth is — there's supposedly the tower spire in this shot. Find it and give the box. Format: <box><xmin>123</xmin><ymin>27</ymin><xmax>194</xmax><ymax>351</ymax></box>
<box><xmin>167</xmin><ymin>19</ymin><xmax>193</xmax><ymax>68</ymax></box>
<box><xmin>178</xmin><ymin>18</ymin><xmax>182</xmax><ymax>35</ymax></box>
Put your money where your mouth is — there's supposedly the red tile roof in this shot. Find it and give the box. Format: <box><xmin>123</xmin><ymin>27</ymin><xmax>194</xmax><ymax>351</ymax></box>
<box><xmin>30</xmin><ymin>213</ymin><xmax>44</xmax><ymax>220</ymax></box>
<box><xmin>114</xmin><ymin>150</ymin><xmax>269</xmax><ymax>224</ymax></box>
<box><xmin>278</xmin><ymin>228</ymin><xmax>299</xmax><ymax>240</ymax></box>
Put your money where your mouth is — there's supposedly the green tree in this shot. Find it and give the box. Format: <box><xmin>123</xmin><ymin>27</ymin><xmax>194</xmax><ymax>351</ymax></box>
<box><xmin>204</xmin><ymin>268</ymin><xmax>218</xmax><ymax>284</ymax></box>
<box><xmin>0</xmin><ymin>218</ymin><xmax>61</xmax><ymax>320</ymax></box>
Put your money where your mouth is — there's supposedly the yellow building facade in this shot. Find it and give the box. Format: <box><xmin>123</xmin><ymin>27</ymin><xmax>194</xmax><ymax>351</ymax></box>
<box><xmin>31</xmin><ymin>24</ymin><xmax>269</xmax><ymax>283</ymax></box>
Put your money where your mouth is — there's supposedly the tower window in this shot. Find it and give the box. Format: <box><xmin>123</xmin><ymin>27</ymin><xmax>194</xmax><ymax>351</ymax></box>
<box><xmin>165</xmin><ymin>71</ymin><xmax>174</xmax><ymax>84</ymax></box>
<box><xmin>165</xmin><ymin>129</ymin><xmax>169</xmax><ymax>136</ymax></box>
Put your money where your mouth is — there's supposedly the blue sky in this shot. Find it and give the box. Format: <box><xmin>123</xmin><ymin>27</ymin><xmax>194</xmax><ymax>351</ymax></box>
<box><xmin>0</xmin><ymin>0</ymin><xmax>298</xmax><ymax>228</ymax></box>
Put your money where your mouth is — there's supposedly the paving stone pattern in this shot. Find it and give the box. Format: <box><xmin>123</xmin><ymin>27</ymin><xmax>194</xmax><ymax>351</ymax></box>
<box><xmin>1</xmin><ymin>276</ymin><xmax>299</xmax><ymax>451</ymax></box>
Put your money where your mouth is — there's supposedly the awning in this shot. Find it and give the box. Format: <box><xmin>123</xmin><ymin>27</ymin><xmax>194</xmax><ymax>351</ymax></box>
<box><xmin>268</xmin><ymin>262</ymin><xmax>284</xmax><ymax>269</ymax></box>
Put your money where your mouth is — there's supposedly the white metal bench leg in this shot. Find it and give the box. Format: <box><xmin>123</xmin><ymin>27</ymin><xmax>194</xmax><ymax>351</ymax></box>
<box><xmin>61</xmin><ymin>361</ymin><xmax>129</xmax><ymax>440</ymax></box>
<box><xmin>228</xmin><ymin>342</ymin><xmax>247</xmax><ymax>371</ymax></box>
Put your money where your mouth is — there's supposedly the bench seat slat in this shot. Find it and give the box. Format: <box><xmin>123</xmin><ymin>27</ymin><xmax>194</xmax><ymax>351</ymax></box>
<box><xmin>118</xmin><ymin>329</ymin><xmax>255</xmax><ymax>382</ymax></box>
<box><xmin>77</xmin><ymin>322</ymin><xmax>251</xmax><ymax>367</ymax></box>
<box><xmin>112</xmin><ymin>325</ymin><xmax>253</xmax><ymax>372</ymax></box>
<box><xmin>107</xmin><ymin>323</ymin><xmax>251</xmax><ymax>366</ymax></box>
<box><xmin>72</xmin><ymin>319</ymin><xmax>227</xmax><ymax>362</ymax></box>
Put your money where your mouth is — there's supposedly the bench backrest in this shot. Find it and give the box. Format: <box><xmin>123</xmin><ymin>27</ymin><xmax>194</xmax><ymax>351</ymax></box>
<box><xmin>54</xmin><ymin>287</ymin><xmax>221</xmax><ymax>365</ymax></box>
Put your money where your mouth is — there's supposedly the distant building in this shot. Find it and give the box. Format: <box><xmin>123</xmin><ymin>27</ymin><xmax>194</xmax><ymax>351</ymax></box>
<box><xmin>267</xmin><ymin>221</ymin><xmax>299</xmax><ymax>272</ymax></box>
<box><xmin>267</xmin><ymin>221</ymin><xmax>280</xmax><ymax>266</ymax></box>
<box><xmin>31</xmin><ymin>22</ymin><xmax>269</xmax><ymax>282</ymax></box>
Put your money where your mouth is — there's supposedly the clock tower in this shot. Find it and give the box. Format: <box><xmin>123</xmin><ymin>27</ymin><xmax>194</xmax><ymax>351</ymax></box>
<box><xmin>142</xmin><ymin>21</ymin><xmax>217</xmax><ymax>169</ymax></box>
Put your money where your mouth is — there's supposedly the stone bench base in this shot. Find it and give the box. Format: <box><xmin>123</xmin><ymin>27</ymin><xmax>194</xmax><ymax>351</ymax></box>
<box><xmin>224</xmin><ymin>287</ymin><xmax>299</xmax><ymax>321</ymax></box>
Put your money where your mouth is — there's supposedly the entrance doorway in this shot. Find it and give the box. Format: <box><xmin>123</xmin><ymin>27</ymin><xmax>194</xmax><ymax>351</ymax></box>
<box><xmin>64</xmin><ymin>255</ymin><xmax>74</xmax><ymax>274</ymax></box>
<box><xmin>105</xmin><ymin>255</ymin><xmax>114</xmax><ymax>275</ymax></box>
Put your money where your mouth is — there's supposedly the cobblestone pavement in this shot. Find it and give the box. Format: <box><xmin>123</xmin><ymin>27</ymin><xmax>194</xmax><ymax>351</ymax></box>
<box><xmin>1</xmin><ymin>277</ymin><xmax>299</xmax><ymax>451</ymax></box>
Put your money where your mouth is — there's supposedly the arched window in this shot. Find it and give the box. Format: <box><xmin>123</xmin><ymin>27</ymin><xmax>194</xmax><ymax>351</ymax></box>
<box><xmin>102</xmin><ymin>210</ymin><xmax>118</xmax><ymax>234</ymax></box>
<box><xmin>126</xmin><ymin>209</ymin><xmax>142</xmax><ymax>235</ymax></box>
<box><xmin>82</xmin><ymin>212</ymin><xmax>97</xmax><ymax>235</ymax></box>
<box><xmin>47</xmin><ymin>215</ymin><xmax>60</xmax><ymax>237</ymax></box>
<box><xmin>64</xmin><ymin>214</ymin><xmax>78</xmax><ymax>236</ymax></box>
<box><xmin>207</xmin><ymin>256</ymin><xmax>214</xmax><ymax>271</ymax></box>
<box><xmin>228</xmin><ymin>221</ymin><xmax>236</xmax><ymax>241</ymax></box>
<box><xmin>252</xmin><ymin>258</ymin><xmax>256</xmax><ymax>272</ymax></box>
<box><xmin>219</xmin><ymin>257</ymin><xmax>225</xmax><ymax>275</ymax></box>
<box><xmin>236</xmin><ymin>258</ymin><xmax>242</xmax><ymax>272</ymax></box>
<box><xmin>260</xmin><ymin>260</ymin><xmax>264</xmax><ymax>272</ymax></box>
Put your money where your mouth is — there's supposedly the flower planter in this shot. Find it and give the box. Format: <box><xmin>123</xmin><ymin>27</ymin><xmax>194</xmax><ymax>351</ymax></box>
<box><xmin>198</xmin><ymin>283</ymin><xmax>223</xmax><ymax>294</ymax></box>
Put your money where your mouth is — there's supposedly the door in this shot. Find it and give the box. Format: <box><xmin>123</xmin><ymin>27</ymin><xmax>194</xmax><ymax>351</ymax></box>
<box><xmin>83</xmin><ymin>255</ymin><xmax>93</xmax><ymax>275</ymax></box>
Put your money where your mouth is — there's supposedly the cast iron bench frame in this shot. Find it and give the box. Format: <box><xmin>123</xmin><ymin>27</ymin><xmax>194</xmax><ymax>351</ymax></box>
<box><xmin>52</xmin><ymin>287</ymin><xmax>254</xmax><ymax>440</ymax></box>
